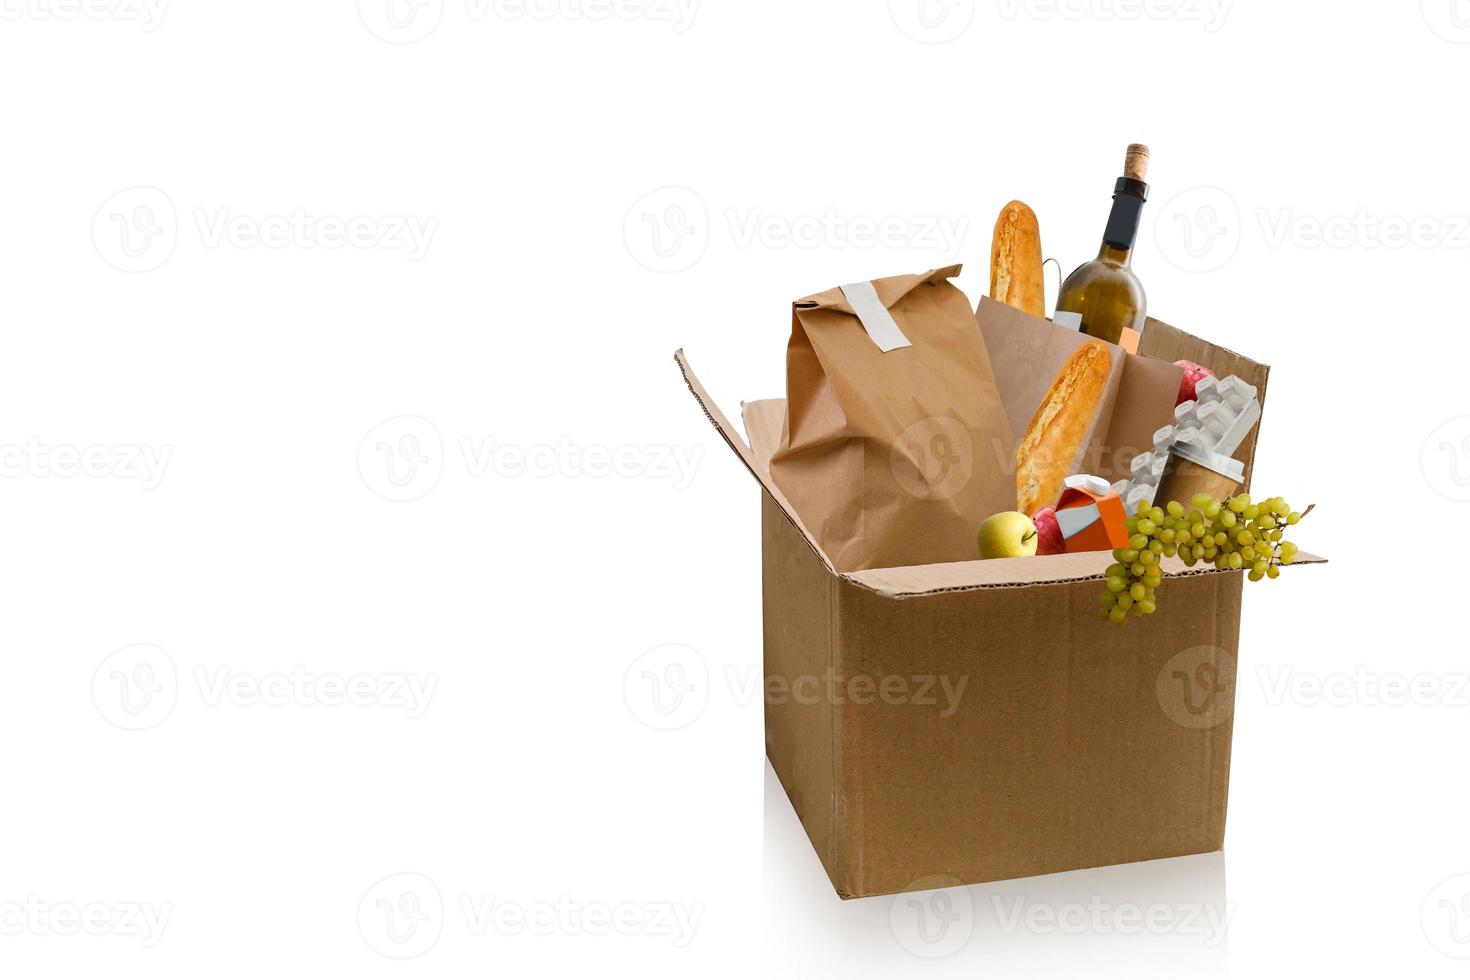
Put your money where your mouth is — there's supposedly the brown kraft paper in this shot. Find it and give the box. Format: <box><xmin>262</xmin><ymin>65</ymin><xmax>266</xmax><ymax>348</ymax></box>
<box><xmin>770</xmin><ymin>266</ymin><xmax>1015</xmax><ymax>573</ymax></box>
<box><xmin>976</xmin><ymin>296</ymin><xmax>1183</xmax><ymax>488</ymax></box>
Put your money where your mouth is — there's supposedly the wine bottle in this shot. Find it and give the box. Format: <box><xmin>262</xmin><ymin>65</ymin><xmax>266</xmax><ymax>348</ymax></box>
<box><xmin>1055</xmin><ymin>144</ymin><xmax>1151</xmax><ymax>349</ymax></box>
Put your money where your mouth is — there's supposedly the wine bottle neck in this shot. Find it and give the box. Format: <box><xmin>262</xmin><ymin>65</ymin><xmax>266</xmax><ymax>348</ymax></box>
<box><xmin>1098</xmin><ymin>176</ymin><xmax>1149</xmax><ymax>262</ymax></box>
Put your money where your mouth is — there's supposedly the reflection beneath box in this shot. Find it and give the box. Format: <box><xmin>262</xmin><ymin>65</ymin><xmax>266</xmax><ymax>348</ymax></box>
<box><xmin>762</xmin><ymin>761</ymin><xmax>1230</xmax><ymax>977</ymax></box>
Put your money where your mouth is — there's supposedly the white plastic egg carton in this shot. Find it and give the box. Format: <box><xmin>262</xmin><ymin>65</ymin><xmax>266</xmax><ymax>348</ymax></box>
<box><xmin>1112</xmin><ymin>375</ymin><xmax>1262</xmax><ymax>513</ymax></box>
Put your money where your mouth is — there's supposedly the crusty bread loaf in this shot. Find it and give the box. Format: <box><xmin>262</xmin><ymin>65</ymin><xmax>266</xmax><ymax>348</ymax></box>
<box><xmin>990</xmin><ymin>201</ymin><xmax>1046</xmax><ymax>319</ymax></box>
<box><xmin>1015</xmin><ymin>340</ymin><xmax>1113</xmax><ymax>515</ymax></box>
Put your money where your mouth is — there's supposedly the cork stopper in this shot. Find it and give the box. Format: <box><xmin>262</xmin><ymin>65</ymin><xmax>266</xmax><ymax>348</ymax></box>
<box><xmin>1124</xmin><ymin>143</ymin><xmax>1150</xmax><ymax>182</ymax></box>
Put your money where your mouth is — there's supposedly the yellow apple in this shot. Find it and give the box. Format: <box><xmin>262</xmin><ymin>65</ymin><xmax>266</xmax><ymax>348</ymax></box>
<box><xmin>977</xmin><ymin>511</ymin><xmax>1039</xmax><ymax>559</ymax></box>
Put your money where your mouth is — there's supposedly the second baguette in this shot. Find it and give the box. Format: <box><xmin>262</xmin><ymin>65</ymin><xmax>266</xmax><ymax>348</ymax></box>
<box><xmin>1015</xmin><ymin>340</ymin><xmax>1113</xmax><ymax>515</ymax></box>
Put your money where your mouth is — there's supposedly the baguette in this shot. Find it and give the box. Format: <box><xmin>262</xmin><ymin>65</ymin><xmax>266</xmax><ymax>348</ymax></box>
<box><xmin>990</xmin><ymin>201</ymin><xmax>1046</xmax><ymax>319</ymax></box>
<box><xmin>1015</xmin><ymin>340</ymin><xmax>1113</xmax><ymax>515</ymax></box>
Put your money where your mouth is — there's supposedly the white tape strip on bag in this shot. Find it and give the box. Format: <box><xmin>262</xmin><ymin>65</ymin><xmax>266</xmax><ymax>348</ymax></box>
<box><xmin>841</xmin><ymin>280</ymin><xmax>912</xmax><ymax>353</ymax></box>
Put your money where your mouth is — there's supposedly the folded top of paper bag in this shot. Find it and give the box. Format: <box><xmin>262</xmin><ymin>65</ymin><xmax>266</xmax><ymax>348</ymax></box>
<box><xmin>769</xmin><ymin>267</ymin><xmax>1015</xmax><ymax>572</ymax></box>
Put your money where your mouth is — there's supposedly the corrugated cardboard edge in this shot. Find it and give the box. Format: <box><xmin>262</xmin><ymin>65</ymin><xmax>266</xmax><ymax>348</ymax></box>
<box><xmin>759</xmin><ymin>494</ymin><xmax>854</xmax><ymax>893</ymax></box>
<box><xmin>849</xmin><ymin>552</ymin><xmax>1326</xmax><ymax>599</ymax></box>
<box><xmin>674</xmin><ymin>349</ymin><xmax>834</xmax><ymax>576</ymax></box>
<box><xmin>675</xmin><ymin>349</ymin><xmax>1326</xmax><ymax>599</ymax></box>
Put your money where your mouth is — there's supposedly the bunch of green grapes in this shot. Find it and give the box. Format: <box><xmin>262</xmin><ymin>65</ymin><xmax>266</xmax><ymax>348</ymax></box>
<box><xmin>1100</xmin><ymin>491</ymin><xmax>1308</xmax><ymax>625</ymax></box>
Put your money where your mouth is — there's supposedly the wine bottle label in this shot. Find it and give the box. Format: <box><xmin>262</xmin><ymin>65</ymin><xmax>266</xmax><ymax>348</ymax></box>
<box><xmin>1053</xmin><ymin>311</ymin><xmax>1083</xmax><ymax>331</ymax></box>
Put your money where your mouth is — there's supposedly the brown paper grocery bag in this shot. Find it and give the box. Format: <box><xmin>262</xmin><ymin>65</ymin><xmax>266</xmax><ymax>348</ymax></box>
<box><xmin>975</xmin><ymin>296</ymin><xmax>1182</xmax><ymax>487</ymax></box>
<box><xmin>769</xmin><ymin>266</ymin><xmax>1015</xmax><ymax>572</ymax></box>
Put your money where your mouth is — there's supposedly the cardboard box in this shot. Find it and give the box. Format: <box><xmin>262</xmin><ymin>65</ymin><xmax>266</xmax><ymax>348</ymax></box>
<box><xmin>676</xmin><ymin>312</ymin><xmax>1324</xmax><ymax>900</ymax></box>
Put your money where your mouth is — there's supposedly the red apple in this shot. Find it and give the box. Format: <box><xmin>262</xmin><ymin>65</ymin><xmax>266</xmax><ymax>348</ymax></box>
<box><xmin>1030</xmin><ymin>506</ymin><xmax>1066</xmax><ymax>556</ymax></box>
<box><xmin>1174</xmin><ymin>359</ymin><xmax>1215</xmax><ymax>407</ymax></box>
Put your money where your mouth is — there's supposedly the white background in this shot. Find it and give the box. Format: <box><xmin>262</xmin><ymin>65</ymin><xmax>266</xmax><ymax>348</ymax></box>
<box><xmin>1</xmin><ymin>0</ymin><xmax>1466</xmax><ymax>976</ymax></box>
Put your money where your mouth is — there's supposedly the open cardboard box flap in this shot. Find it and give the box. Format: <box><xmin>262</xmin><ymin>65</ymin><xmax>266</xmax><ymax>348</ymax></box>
<box><xmin>676</xmin><ymin>337</ymin><xmax>1323</xmax><ymax>599</ymax></box>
